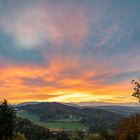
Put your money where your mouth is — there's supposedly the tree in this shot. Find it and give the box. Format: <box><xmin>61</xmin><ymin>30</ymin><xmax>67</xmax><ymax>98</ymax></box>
<box><xmin>16</xmin><ymin>117</ymin><xmax>51</xmax><ymax>140</ymax></box>
<box><xmin>100</xmin><ymin>129</ymin><xmax>114</xmax><ymax>140</ymax></box>
<box><xmin>57</xmin><ymin>131</ymin><xmax>70</xmax><ymax>140</ymax></box>
<box><xmin>0</xmin><ymin>99</ymin><xmax>16</xmax><ymax>140</ymax></box>
<box><xmin>115</xmin><ymin>114</ymin><xmax>140</xmax><ymax>140</ymax></box>
<box><xmin>131</xmin><ymin>79</ymin><xmax>140</xmax><ymax>102</ymax></box>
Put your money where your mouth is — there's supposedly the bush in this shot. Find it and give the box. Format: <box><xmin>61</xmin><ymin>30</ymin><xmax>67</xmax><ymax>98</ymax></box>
<box><xmin>11</xmin><ymin>133</ymin><xmax>27</xmax><ymax>140</ymax></box>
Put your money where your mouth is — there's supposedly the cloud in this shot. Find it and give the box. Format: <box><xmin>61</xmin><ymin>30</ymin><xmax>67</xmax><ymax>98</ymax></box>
<box><xmin>20</xmin><ymin>77</ymin><xmax>48</xmax><ymax>87</ymax></box>
<box><xmin>0</xmin><ymin>56</ymin><xmax>136</xmax><ymax>103</ymax></box>
<box><xmin>0</xmin><ymin>0</ymin><xmax>140</xmax><ymax>103</ymax></box>
<box><xmin>0</xmin><ymin>0</ymin><xmax>94</xmax><ymax>49</ymax></box>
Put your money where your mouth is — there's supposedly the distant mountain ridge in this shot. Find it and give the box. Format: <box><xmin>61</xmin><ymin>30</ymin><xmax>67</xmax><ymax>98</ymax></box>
<box><xmin>16</xmin><ymin>101</ymin><xmax>140</xmax><ymax>107</ymax></box>
<box><xmin>16</xmin><ymin>102</ymin><xmax>140</xmax><ymax>117</ymax></box>
<box><xmin>74</xmin><ymin>102</ymin><xmax>140</xmax><ymax>107</ymax></box>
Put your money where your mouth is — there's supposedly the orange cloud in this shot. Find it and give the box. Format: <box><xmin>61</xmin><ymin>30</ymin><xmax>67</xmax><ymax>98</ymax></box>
<box><xmin>0</xmin><ymin>58</ymin><xmax>135</xmax><ymax>104</ymax></box>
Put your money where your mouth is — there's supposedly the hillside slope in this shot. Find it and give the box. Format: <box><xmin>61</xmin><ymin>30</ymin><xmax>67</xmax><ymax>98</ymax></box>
<box><xmin>17</xmin><ymin>102</ymin><xmax>124</xmax><ymax>132</ymax></box>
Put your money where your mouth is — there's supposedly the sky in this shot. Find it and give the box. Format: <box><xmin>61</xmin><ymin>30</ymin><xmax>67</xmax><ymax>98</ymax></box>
<box><xmin>0</xmin><ymin>0</ymin><xmax>140</xmax><ymax>104</ymax></box>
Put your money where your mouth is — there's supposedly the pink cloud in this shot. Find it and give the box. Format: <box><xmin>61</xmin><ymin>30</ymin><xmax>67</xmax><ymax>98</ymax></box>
<box><xmin>1</xmin><ymin>0</ymin><xmax>109</xmax><ymax>49</ymax></box>
<box><xmin>1</xmin><ymin>2</ymin><xmax>92</xmax><ymax>49</ymax></box>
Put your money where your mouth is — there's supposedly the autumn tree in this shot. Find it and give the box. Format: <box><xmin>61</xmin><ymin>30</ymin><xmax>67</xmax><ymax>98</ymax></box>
<box><xmin>115</xmin><ymin>80</ymin><xmax>140</xmax><ymax>140</ymax></box>
<box><xmin>131</xmin><ymin>79</ymin><xmax>140</xmax><ymax>102</ymax></box>
<box><xmin>115</xmin><ymin>114</ymin><xmax>140</xmax><ymax>140</ymax></box>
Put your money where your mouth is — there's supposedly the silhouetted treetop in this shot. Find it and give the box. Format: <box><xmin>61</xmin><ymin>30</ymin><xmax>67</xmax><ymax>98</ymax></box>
<box><xmin>131</xmin><ymin>79</ymin><xmax>140</xmax><ymax>102</ymax></box>
<box><xmin>0</xmin><ymin>99</ymin><xmax>16</xmax><ymax>140</ymax></box>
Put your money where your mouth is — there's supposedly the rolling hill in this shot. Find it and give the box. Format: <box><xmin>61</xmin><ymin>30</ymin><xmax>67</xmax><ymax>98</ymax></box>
<box><xmin>16</xmin><ymin>102</ymin><xmax>128</xmax><ymax>132</ymax></box>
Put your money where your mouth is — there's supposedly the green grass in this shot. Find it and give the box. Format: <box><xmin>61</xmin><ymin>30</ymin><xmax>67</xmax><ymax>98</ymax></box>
<box><xmin>54</xmin><ymin>116</ymin><xmax>81</xmax><ymax>122</ymax></box>
<box><xmin>17</xmin><ymin>110</ymin><xmax>40</xmax><ymax>123</ymax></box>
<box><xmin>17</xmin><ymin>110</ymin><xmax>87</xmax><ymax>131</ymax></box>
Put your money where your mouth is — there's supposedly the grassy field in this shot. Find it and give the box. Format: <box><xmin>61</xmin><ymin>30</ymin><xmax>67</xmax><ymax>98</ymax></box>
<box><xmin>17</xmin><ymin>110</ymin><xmax>87</xmax><ymax>131</ymax></box>
<box><xmin>54</xmin><ymin>116</ymin><xmax>81</xmax><ymax>122</ymax></box>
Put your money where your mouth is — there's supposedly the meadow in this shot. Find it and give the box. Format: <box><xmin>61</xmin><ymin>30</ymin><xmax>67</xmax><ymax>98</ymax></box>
<box><xmin>17</xmin><ymin>110</ymin><xmax>87</xmax><ymax>131</ymax></box>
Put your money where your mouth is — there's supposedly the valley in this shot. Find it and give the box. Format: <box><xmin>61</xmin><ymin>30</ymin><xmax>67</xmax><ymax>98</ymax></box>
<box><xmin>17</xmin><ymin>110</ymin><xmax>87</xmax><ymax>131</ymax></box>
<box><xmin>16</xmin><ymin>102</ymin><xmax>139</xmax><ymax>132</ymax></box>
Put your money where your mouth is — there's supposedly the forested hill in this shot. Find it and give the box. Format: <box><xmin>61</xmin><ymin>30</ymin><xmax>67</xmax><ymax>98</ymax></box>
<box><xmin>17</xmin><ymin>102</ymin><xmax>81</xmax><ymax>121</ymax></box>
<box><xmin>16</xmin><ymin>102</ymin><xmax>124</xmax><ymax>132</ymax></box>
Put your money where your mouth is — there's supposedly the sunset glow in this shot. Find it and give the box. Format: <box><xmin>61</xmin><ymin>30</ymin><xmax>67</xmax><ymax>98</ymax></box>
<box><xmin>0</xmin><ymin>0</ymin><xmax>140</xmax><ymax>104</ymax></box>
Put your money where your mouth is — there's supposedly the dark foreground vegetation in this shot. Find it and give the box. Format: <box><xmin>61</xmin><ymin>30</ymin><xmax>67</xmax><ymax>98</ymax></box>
<box><xmin>1</xmin><ymin>99</ymin><xmax>140</xmax><ymax>140</ymax></box>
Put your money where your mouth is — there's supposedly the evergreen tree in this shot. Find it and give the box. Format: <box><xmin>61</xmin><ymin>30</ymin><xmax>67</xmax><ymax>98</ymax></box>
<box><xmin>0</xmin><ymin>99</ymin><xmax>16</xmax><ymax>140</ymax></box>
